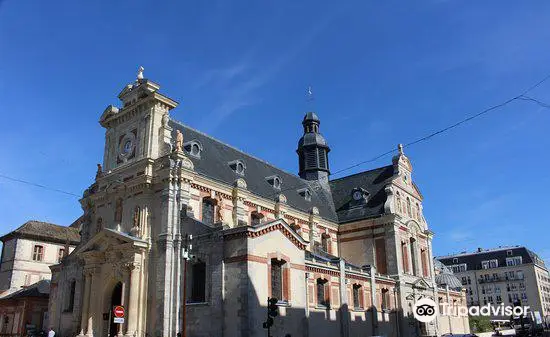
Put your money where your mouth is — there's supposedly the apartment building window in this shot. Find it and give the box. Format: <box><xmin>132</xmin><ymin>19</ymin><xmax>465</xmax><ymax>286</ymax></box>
<box><xmin>487</xmin><ymin>296</ymin><xmax>493</xmax><ymax>304</ymax></box>
<box><xmin>450</xmin><ymin>264</ymin><xmax>467</xmax><ymax>273</ymax></box>
<box><xmin>467</xmin><ymin>276</ymin><xmax>472</xmax><ymax>285</ymax></box>
<box><xmin>506</xmin><ymin>256</ymin><xmax>522</xmax><ymax>266</ymax></box>
<box><xmin>521</xmin><ymin>293</ymin><xmax>528</xmax><ymax>301</ymax></box>
<box><xmin>352</xmin><ymin>284</ymin><xmax>363</xmax><ymax>309</ymax></box>
<box><xmin>57</xmin><ymin>248</ymin><xmax>65</xmax><ymax>263</ymax></box>
<box><xmin>462</xmin><ymin>277</ymin><xmax>468</xmax><ymax>285</ymax></box>
<box><xmin>316</xmin><ymin>278</ymin><xmax>329</xmax><ymax>307</ymax></box>
<box><xmin>32</xmin><ymin>245</ymin><xmax>44</xmax><ymax>261</ymax></box>
<box><xmin>516</xmin><ymin>271</ymin><xmax>524</xmax><ymax>280</ymax></box>
<box><xmin>496</xmin><ymin>295</ymin><xmax>502</xmax><ymax>304</ymax></box>
<box><xmin>508</xmin><ymin>294</ymin><xmax>513</xmax><ymax>303</ymax></box>
<box><xmin>481</xmin><ymin>259</ymin><xmax>498</xmax><ymax>269</ymax></box>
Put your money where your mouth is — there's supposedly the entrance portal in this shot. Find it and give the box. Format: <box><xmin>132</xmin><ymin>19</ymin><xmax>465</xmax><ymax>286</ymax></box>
<box><xmin>109</xmin><ymin>282</ymin><xmax>123</xmax><ymax>337</ymax></box>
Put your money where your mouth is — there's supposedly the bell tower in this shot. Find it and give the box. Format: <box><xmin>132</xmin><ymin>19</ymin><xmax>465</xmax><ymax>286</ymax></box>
<box><xmin>296</xmin><ymin>111</ymin><xmax>331</xmax><ymax>181</ymax></box>
<box><xmin>99</xmin><ymin>66</ymin><xmax>178</xmax><ymax>172</ymax></box>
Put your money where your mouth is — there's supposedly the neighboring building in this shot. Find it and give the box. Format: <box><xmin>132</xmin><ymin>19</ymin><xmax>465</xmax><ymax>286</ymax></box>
<box><xmin>438</xmin><ymin>246</ymin><xmax>550</xmax><ymax>321</ymax></box>
<box><xmin>0</xmin><ymin>280</ymin><xmax>51</xmax><ymax>335</ymax></box>
<box><xmin>48</xmin><ymin>68</ymin><xmax>467</xmax><ymax>337</ymax></box>
<box><xmin>0</xmin><ymin>220</ymin><xmax>80</xmax><ymax>296</ymax></box>
<box><xmin>0</xmin><ymin>220</ymin><xmax>80</xmax><ymax>335</ymax></box>
<box><xmin>434</xmin><ymin>259</ymin><xmax>470</xmax><ymax>335</ymax></box>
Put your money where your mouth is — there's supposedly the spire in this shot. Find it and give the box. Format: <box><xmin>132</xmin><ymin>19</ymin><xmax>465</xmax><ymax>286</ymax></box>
<box><xmin>398</xmin><ymin>143</ymin><xmax>404</xmax><ymax>155</ymax></box>
<box><xmin>297</xmin><ymin>109</ymin><xmax>330</xmax><ymax>181</ymax></box>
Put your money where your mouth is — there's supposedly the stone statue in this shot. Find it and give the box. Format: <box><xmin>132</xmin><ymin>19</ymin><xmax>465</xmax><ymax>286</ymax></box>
<box><xmin>175</xmin><ymin>130</ymin><xmax>184</xmax><ymax>152</ymax></box>
<box><xmin>114</xmin><ymin>198</ymin><xmax>123</xmax><ymax>224</ymax></box>
<box><xmin>131</xmin><ymin>206</ymin><xmax>141</xmax><ymax>237</ymax></box>
<box><xmin>137</xmin><ymin>66</ymin><xmax>144</xmax><ymax>81</ymax></box>
<box><xmin>216</xmin><ymin>195</ymin><xmax>224</xmax><ymax>223</ymax></box>
<box><xmin>95</xmin><ymin>164</ymin><xmax>103</xmax><ymax>180</ymax></box>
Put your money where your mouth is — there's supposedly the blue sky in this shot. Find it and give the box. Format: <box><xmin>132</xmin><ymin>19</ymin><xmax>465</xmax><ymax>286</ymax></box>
<box><xmin>1</xmin><ymin>1</ymin><xmax>549</xmax><ymax>263</ymax></box>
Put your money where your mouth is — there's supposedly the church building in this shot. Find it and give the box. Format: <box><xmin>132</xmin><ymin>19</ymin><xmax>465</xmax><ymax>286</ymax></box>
<box><xmin>48</xmin><ymin>68</ymin><xmax>468</xmax><ymax>337</ymax></box>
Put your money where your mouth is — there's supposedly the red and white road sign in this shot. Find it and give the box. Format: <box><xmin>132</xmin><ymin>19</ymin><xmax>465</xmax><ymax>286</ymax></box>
<box><xmin>113</xmin><ymin>305</ymin><xmax>125</xmax><ymax>318</ymax></box>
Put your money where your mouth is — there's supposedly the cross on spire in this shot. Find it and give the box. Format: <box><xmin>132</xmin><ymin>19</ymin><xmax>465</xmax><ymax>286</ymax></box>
<box><xmin>306</xmin><ymin>85</ymin><xmax>314</xmax><ymax>102</ymax></box>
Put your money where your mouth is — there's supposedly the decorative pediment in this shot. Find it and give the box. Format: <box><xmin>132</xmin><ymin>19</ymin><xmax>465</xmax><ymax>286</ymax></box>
<box><xmin>412</xmin><ymin>278</ymin><xmax>433</xmax><ymax>290</ymax></box>
<box><xmin>223</xmin><ymin>219</ymin><xmax>309</xmax><ymax>250</ymax></box>
<box><xmin>75</xmin><ymin>228</ymin><xmax>148</xmax><ymax>256</ymax></box>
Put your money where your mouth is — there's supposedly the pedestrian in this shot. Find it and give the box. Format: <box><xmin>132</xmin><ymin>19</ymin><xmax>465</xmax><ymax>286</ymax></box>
<box><xmin>47</xmin><ymin>327</ymin><xmax>55</xmax><ymax>337</ymax></box>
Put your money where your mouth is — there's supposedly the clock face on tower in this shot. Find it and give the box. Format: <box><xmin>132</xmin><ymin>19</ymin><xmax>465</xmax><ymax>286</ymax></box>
<box><xmin>117</xmin><ymin>130</ymin><xmax>137</xmax><ymax>163</ymax></box>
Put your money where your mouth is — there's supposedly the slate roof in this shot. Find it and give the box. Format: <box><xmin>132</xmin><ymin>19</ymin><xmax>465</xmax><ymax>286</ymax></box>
<box><xmin>0</xmin><ymin>220</ymin><xmax>80</xmax><ymax>245</ymax></box>
<box><xmin>438</xmin><ymin>247</ymin><xmax>547</xmax><ymax>271</ymax></box>
<box><xmin>329</xmin><ymin>165</ymin><xmax>395</xmax><ymax>224</ymax></box>
<box><xmin>0</xmin><ymin>280</ymin><xmax>50</xmax><ymax>300</ymax></box>
<box><xmin>170</xmin><ymin>119</ymin><xmax>396</xmax><ymax>224</ymax></box>
<box><xmin>170</xmin><ymin>120</ymin><xmax>339</xmax><ymax>221</ymax></box>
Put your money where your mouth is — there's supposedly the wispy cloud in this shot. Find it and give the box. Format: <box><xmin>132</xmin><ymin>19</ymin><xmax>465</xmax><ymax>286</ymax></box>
<box><xmin>199</xmin><ymin>16</ymin><xmax>334</xmax><ymax>131</ymax></box>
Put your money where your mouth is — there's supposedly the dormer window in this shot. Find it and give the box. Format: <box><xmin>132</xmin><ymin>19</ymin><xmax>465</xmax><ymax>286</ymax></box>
<box><xmin>351</xmin><ymin>187</ymin><xmax>369</xmax><ymax>204</ymax></box>
<box><xmin>297</xmin><ymin>188</ymin><xmax>312</xmax><ymax>202</ymax></box>
<box><xmin>228</xmin><ymin>160</ymin><xmax>246</xmax><ymax>176</ymax></box>
<box><xmin>266</xmin><ymin>175</ymin><xmax>282</xmax><ymax>190</ymax></box>
<box><xmin>184</xmin><ymin>140</ymin><xmax>203</xmax><ymax>159</ymax></box>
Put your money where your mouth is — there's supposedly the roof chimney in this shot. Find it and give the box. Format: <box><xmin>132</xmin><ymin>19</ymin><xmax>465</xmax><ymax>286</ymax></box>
<box><xmin>477</xmin><ymin>247</ymin><xmax>483</xmax><ymax>253</ymax></box>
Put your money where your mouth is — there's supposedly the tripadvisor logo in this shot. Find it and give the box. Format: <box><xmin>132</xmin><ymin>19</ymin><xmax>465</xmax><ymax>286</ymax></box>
<box><xmin>413</xmin><ymin>298</ymin><xmax>438</xmax><ymax>322</ymax></box>
<box><xmin>413</xmin><ymin>298</ymin><xmax>531</xmax><ymax>323</ymax></box>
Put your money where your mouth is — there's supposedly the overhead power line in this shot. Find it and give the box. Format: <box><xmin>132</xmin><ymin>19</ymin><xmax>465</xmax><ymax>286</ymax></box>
<box><xmin>0</xmin><ymin>173</ymin><xmax>81</xmax><ymax>197</ymax></box>
<box><xmin>1</xmin><ymin>73</ymin><xmax>550</xmax><ymax>200</ymax></box>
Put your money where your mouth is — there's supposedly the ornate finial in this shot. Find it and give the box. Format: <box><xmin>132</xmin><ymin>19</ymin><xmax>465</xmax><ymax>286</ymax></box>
<box><xmin>398</xmin><ymin>143</ymin><xmax>404</xmax><ymax>155</ymax></box>
<box><xmin>137</xmin><ymin>66</ymin><xmax>144</xmax><ymax>81</ymax></box>
<box><xmin>307</xmin><ymin>85</ymin><xmax>314</xmax><ymax>102</ymax></box>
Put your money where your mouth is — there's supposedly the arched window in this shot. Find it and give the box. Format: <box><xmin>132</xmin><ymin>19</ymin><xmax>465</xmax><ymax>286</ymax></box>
<box><xmin>321</xmin><ymin>233</ymin><xmax>331</xmax><ymax>254</ymax></box>
<box><xmin>96</xmin><ymin>217</ymin><xmax>103</xmax><ymax>234</ymax></box>
<box><xmin>381</xmin><ymin>288</ymin><xmax>389</xmax><ymax>310</ymax></box>
<box><xmin>202</xmin><ymin>198</ymin><xmax>215</xmax><ymax>225</ymax></box>
<box><xmin>251</xmin><ymin>211</ymin><xmax>264</xmax><ymax>226</ymax></box>
<box><xmin>65</xmin><ymin>280</ymin><xmax>76</xmax><ymax>312</ymax></box>
<box><xmin>316</xmin><ymin>278</ymin><xmax>329</xmax><ymax>307</ymax></box>
<box><xmin>114</xmin><ymin>197</ymin><xmax>123</xmax><ymax>223</ymax></box>
<box><xmin>396</xmin><ymin>192</ymin><xmax>402</xmax><ymax>213</ymax></box>
<box><xmin>189</xmin><ymin>260</ymin><xmax>206</xmax><ymax>303</ymax></box>
<box><xmin>410</xmin><ymin>237</ymin><xmax>417</xmax><ymax>276</ymax></box>
<box><xmin>406</xmin><ymin>198</ymin><xmax>411</xmax><ymax>217</ymax></box>
<box><xmin>415</xmin><ymin>203</ymin><xmax>421</xmax><ymax>220</ymax></box>
<box><xmin>401</xmin><ymin>241</ymin><xmax>409</xmax><ymax>274</ymax></box>
<box><xmin>353</xmin><ymin>284</ymin><xmax>363</xmax><ymax>309</ymax></box>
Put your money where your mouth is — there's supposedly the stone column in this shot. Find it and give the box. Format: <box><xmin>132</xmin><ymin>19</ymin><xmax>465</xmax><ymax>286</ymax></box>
<box><xmin>79</xmin><ymin>272</ymin><xmax>91</xmax><ymax>336</ymax></box>
<box><xmin>338</xmin><ymin>259</ymin><xmax>350</xmax><ymax>337</ymax></box>
<box><xmin>125</xmin><ymin>262</ymin><xmax>141</xmax><ymax>337</ymax></box>
<box><xmin>87</xmin><ymin>268</ymin><xmax>99</xmax><ymax>337</ymax></box>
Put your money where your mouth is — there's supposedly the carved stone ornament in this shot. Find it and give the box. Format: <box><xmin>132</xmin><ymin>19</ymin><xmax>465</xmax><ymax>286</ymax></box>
<box><xmin>310</xmin><ymin>207</ymin><xmax>320</xmax><ymax>215</ymax></box>
<box><xmin>276</xmin><ymin>193</ymin><xmax>287</xmax><ymax>204</ymax></box>
<box><xmin>95</xmin><ymin>163</ymin><xmax>103</xmax><ymax>180</ymax></box>
<box><xmin>234</xmin><ymin>178</ymin><xmax>247</xmax><ymax>189</ymax></box>
<box><xmin>179</xmin><ymin>156</ymin><xmax>194</xmax><ymax>170</ymax></box>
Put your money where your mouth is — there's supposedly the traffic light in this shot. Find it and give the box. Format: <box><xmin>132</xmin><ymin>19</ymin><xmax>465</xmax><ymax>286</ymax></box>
<box><xmin>263</xmin><ymin>297</ymin><xmax>279</xmax><ymax>331</ymax></box>
<box><xmin>268</xmin><ymin>297</ymin><xmax>279</xmax><ymax>317</ymax></box>
<box><xmin>262</xmin><ymin>317</ymin><xmax>274</xmax><ymax>329</ymax></box>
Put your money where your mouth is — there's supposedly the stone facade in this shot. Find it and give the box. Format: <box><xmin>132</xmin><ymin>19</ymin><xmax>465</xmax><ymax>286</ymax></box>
<box><xmin>48</xmin><ymin>70</ymin><xmax>468</xmax><ymax>337</ymax></box>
